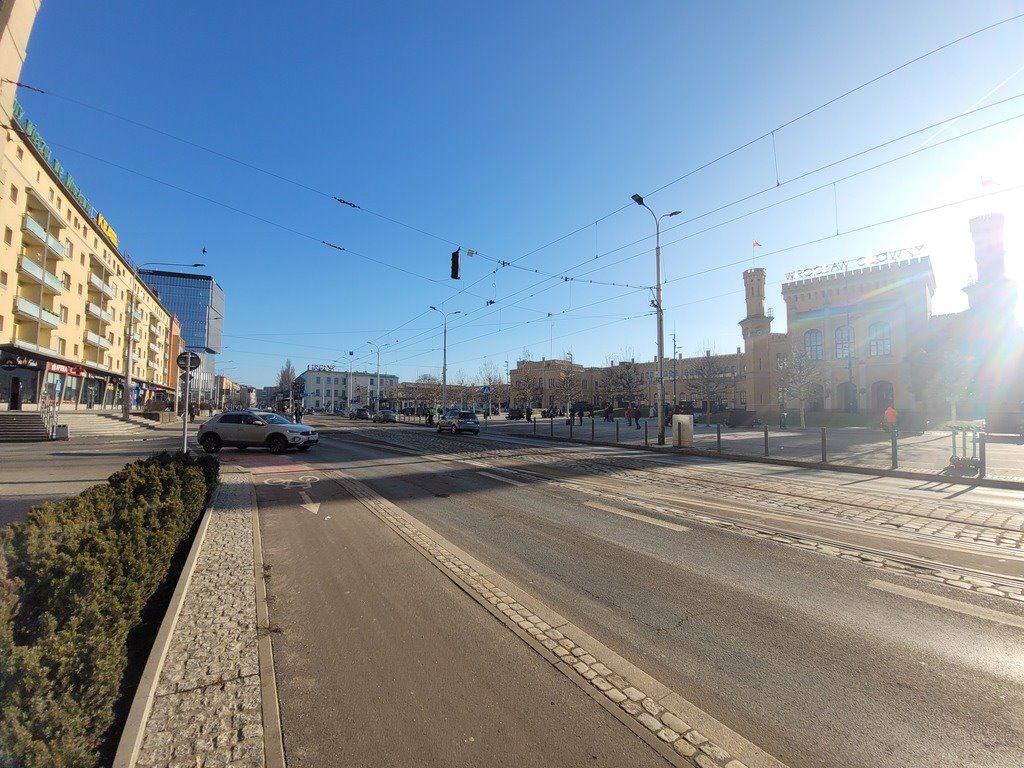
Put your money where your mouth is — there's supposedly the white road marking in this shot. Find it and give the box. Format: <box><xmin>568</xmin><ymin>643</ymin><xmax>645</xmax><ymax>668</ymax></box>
<box><xmin>477</xmin><ymin>470</ymin><xmax>525</xmax><ymax>486</ymax></box>
<box><xmin>299</xmin><ymin>490</ymin><xmax>321</xmax><ymax>515</ymax></box>
<box><xmin>584</xmin><ymin>501</ymin><xmax>689</xmax><ymax>532</ymax></box>
<box><xmin>869</xmin><ymin>580</ymin><xmax>1024</xmax><ymax>629</ymax></box>
<box><xmin>265</xmin><ymin>474</ymin><xmax>320</xmax><ymax>490</ymax></box>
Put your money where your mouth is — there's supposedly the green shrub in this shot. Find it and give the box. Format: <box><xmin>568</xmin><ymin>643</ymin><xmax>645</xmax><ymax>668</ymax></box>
<box><xmin>0</xmin><ymin>451</ymin><xmax>219</xmax><ymax>768</ymax></box>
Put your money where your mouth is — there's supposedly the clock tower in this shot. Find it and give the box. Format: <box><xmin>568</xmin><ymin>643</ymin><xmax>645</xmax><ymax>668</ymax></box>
<box><xmin>739</xmin><ymin>268</ymin><xmax>774</xmax><ymax>410</ymax></box>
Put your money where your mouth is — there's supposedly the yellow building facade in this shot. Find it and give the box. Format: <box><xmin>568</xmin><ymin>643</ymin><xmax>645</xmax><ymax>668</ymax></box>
<box><xmin>0</xmin><ymin>100</ymin><xmax>180</xmax><ymax>410</ymax></box>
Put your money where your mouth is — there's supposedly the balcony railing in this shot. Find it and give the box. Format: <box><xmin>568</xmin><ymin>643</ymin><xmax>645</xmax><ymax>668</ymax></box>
<box><xmin>17</xmin><ymin>254</ymin><xmax>65</xmax><ymax>294</ymax></box>
<box><xmin>132</xmin><ymin>307</ymin><xmax>143</xmax><ymax>322</ymax></box>
<box><xmin>147</xmin><ymin>360</ymin><xmax>158</xmax><ymax>370</ymax></box>
<box><xmin>86</xmin><ymin>302</ymin><xmax>114</xmax><ymax>325</ymax></box>
<box><xmin>84</xmin><ymin>330</ymin><xmax>112</xmax><ymax>349</ymax></box>
<box><xmin>149</xmin><ymin>323</ymin><xmax>160</xmax><ymax>335</ymax></box>
<box><xmin>21</xmin><ymin>214</ymin><xmax>66</xmax><ymax>258</ymax></box>
<box><xmin>14</xmin><ymin>296</ymin><xmax>59</xmax><ymax>328</ymax></box>
<box><xmin>148</xmin><ymin>342</ymin><xmax>159</xmax><ymax>353</ymax></box>
<box><xmin>88</xmin><ymin>272</ymin><xmax>117</xmax><ymax>300</ymax></box>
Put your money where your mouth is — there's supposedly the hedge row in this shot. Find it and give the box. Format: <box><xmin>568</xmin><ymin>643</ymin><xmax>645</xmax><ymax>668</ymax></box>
<box><xmin>0</xmin><ymin>451</ymin><xmax>219</xmax><ymax>768</ymax></box>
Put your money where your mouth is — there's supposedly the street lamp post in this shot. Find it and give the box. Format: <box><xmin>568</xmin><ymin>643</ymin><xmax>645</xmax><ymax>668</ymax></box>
<box><xmin>430</xmin><ymin>306</ymin><xmax>461</xmax><ymax>414</ymax></box>
<box><xmin>366</xmin><ymin>341</ymin><xmax>394</xmax><ymax>413</ymax></box>
<box><xmin>631</xmin><ymin>194</ymin><xmax>681</xmax><ymax>445</ymax></box>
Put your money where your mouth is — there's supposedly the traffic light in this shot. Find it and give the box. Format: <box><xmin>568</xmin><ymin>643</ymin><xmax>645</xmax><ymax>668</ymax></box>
<box><xmin>451</xmin><ymin>248</ymin><xmax>460</xmax><ymax>280</ymax></box>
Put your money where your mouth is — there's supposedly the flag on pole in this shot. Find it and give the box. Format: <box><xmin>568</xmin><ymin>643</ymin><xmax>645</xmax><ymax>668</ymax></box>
<box><xmin>981</xmin><ymin>176</ymin><xmax>997</xmax><ymax>188</ymax></box>
<box><xmin>752</xmin><ymin>240</ymin><xmax>762</xmax><ymax>248</ymax></box>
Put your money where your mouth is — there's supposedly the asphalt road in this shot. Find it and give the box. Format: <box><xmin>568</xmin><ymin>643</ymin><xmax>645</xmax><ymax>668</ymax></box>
<box><xmin>258</xmin><ymin>426</ymin><xmax>1024</xmax><ymax>768</ymax></box>
<box><xmin>0</xmin><ymin>434</ymin><xmax>184</xmax><ymax>526</ymax></box>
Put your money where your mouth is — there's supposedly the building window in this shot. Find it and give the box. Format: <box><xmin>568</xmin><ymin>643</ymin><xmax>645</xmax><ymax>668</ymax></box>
<box><xmin>804</xmin><ymin>329</ymin><xmax>824</xmax><ymax>360</ymax></box>
<box><xmin>315</xmin><ymin>376</ymin><xmax>321</xmax><ymax>384</ymax></box>
<box><xmin>59</xmin><ymin>306</ymin><xmax>68</xmax><ymax>323</ymax></box>
<box><xmin>868</xmin><ymin>322</ymin><xmax>891</xmax><ymax>356</ymax></box>
<box><xmin>15</xmin><ymin>146</ymin><xmax>22</xmax><ymax>160</ymax></box>
<box><xmin>835</xmin><ymin>325</ymin><xmax>853</xmax><ymax>359</ymax></box>
<box><xmin>3</xmin><ymin>228</ymin><xmax>10</xmax><ymax>246</ymax></box>
<box><xmin>57</xmin><ymin>338</ymin><xmax>65</xmax><ymax>355</ymax></box>
<box><xmin>9</xmin><ymin>186</ymin><xmax>16</xmax><ymax>203</ymax></box>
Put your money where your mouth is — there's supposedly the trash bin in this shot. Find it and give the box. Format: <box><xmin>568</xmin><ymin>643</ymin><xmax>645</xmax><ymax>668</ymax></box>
<box><xmin>55</xmin><ymin>424</ymin><xmax>70</xmax><ymax>440</ymax></box>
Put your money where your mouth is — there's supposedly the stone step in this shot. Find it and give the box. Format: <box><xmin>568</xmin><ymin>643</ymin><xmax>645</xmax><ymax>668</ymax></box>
<box><xmin>0</xmin><ymin>413</ymin><xmax>49</xmax><ymax>442</ymax></box>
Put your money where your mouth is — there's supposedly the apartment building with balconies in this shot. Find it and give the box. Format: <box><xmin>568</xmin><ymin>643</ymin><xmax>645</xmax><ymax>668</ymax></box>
<box><xmin>0</xmin><ymin>100</ymin><xmax>181</xmax><ymax>410</ymax></box>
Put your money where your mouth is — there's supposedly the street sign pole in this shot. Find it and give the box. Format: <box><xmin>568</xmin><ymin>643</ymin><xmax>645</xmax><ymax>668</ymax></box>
<box><xmin>182</xmin><ymin>374</ymin><xmax>190</xmax><ymax>454</ymax></box>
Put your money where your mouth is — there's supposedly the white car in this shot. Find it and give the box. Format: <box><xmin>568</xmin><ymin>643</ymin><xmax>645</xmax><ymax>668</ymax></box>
<box><xmin>197</xmin><ymin>410</ymin><xmax>319</xmax><ymax>454</ymax></box>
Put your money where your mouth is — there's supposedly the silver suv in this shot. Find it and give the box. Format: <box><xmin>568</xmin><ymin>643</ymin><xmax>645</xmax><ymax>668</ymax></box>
<box><xmin>197</xmin><ymin>410</ymin><xmax>319</xmax><ymax>454</ymax></box>
<box><xmin>437</xmin><ymin>409</ymin><xmax>480</xmax><ymax>435</ymax></box>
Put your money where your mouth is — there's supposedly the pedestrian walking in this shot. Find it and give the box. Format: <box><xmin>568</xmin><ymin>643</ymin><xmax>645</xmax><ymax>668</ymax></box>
<box><xmin>604</xmin><ymin>404</ymin><xmax>613</xmax><ymax>422</ymax></box>
<box><xmin>294</xmin><ymin>404</ymin><xmax>303</xmax><ymax>423</ymax></box>
<box><xmin>188</xmin><ymin>402</ymin><xmax>198</xmax><ymax>423</ymax></box>
<box><xmin>649</xmin><ymin>405</ymin><xmax>656</xmax><ymax>419</ymax></box>
<box><xmin>625</xmin><ymin>404</ymin><xmax>634</xmax><ymax>427</ymax></box>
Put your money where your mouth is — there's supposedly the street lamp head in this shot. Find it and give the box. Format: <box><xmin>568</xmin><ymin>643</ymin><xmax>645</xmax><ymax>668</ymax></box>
<box><xmin>668</xmin><ymin>211</ymin><xmax>682</xmax><ymax>217</ymax></box>
<box><xmin>631</xmin><ymin>194</ymin><xmax>645</xmax><ymax>206</ymax></box>
<box><xmin>452</xmin><ymin>310</ymin><xmax>462</xmax><ymax>316</ymax></box>
<box><xmin>430</xmin><ymin>305</ymin><xmax>438</xmax><ymax>311</ymax></box>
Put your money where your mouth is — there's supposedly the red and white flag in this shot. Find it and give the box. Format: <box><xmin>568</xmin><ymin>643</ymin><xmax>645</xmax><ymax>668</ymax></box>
<box><xmin>752</xmin><ymin>240</ymin><xmax>762</xmax><ymax>248</ymax></box>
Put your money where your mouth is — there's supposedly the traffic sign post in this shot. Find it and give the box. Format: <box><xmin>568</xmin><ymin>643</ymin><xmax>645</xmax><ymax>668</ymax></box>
<box><xmin>482</xmin><ymin>385</ymin><xmax>491</xmax><ymax>423</ymax></box>
<box><xmin>177</xmin><ymin>352</ymin><xmax>201</xmax><ymax>454</ymax></box>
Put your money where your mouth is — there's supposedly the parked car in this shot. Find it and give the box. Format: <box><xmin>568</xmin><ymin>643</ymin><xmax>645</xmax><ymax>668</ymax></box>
<box><xmin>438</xmin><ymin>409</ymin><xmax>480</xmax><ymax>435</ymax></box>
<box><xmin>372</xmin><ymin>409</ymin><xmax>397</xmax><ymax>423</ymax></box>
<box><xmin>349</xmin><ymin>408</ymin><xmax>371</xmax><ymax>420</ymax></box>
<box><xmin>197</xmin><ymin>410</ymin><xmax>318</xmax><ymax>454</ymax></box>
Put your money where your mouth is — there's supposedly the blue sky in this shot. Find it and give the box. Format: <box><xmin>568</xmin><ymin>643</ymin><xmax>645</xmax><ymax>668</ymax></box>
<box><xmin>15</xmin><ymin>1</ymin><xmax>1024</xmax><ymax>387</ymax></box>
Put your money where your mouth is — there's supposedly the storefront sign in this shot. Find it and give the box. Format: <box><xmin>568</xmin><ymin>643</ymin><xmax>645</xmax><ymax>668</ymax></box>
<box><xmin>96</xmin><ymin>212</ymin><xmax>119</xmax><ymax>247</ymax></box>
<box><xmin>47</xmin><ymin>362</ymin><xmax>85</xmax><ymax>376</ymax></box>
<box><xmin>13</xmin><ymin>100</ymin><xmax>97</xmax><ymax>222</ymax></box>
<box><xmin>785</xmin><ymin>245</ymin><xmax>924</xmax><ymax>281</ymax></box>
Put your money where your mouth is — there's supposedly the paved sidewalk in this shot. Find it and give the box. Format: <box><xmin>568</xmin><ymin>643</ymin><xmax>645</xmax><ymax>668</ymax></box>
<box><xmin>116</xmin><ymin>470</ymin><xmax>279</xmax><ymax>768</ymax></box>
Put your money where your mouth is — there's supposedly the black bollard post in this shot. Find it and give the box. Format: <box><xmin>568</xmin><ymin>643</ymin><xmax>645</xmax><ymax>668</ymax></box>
<box><xmin>716</xmin><ymin>423</ymin><xmax>722</xmax><ymax>453</ymax></box>
<box><xmin>591</xmin><ymin>417</ymin><xmax>595</xmax><ymax>441</ymax></box>
<box><xmin>645</xmin><ymin>422</ymin><xmax>649</xmax><ymax>446</ymax></box>
<box><xmin>616</xmin><ymin>420</ymin><xmax>619</xmax><ymax>443</ymax></box>
<box><xmin>550</xmin><ymin>416</ymin><xmax>553</xmax><ymax>437</ymax></box>
<box><xmin>569</xmin><ymin>418</ymin><xmax>573</xmax><ymax>439</ymax></box>
<box><xmin>821</xmin><ymin>427</ymin><xmax>827</xmax><ymax>463</ymax></box>
<box><xmin>891</xmin><ymin>428</ymin><xmax>898</xmax><ymax>470</ymax></box>
<box><xmin>763</xmin><ymin>425</ymin><xmax>769</xmax><ymax>456</ymax></box>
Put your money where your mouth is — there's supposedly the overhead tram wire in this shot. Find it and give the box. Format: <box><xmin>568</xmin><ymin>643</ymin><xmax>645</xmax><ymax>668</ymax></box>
<box><xmin>378</xmin><ymin>179</ymin><xmax>1022</xmax><ymax>370</ymax></box>
<box><xmin>12</xmin><ymin>11</ymin><xmax>1022</xmax><ymax>349</ymax></box>
<box><xmin>33</xmin><ymin>91</ymin><xmax>1021</xmax><ymax>363</ymax></box>
<box><xmin>444</xmin><ymin>97</ymin><xmax>1024</xmax><ymax>320</ymax></box>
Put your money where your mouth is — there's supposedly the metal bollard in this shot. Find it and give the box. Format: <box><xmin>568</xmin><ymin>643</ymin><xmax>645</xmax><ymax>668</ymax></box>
<box><xmin>591</xmin><ymin>417</ymin><xmax>595</xmax><ymax>441</ymax></box>
<box><xmin>533</xmin><ymin>417</ymin><xmax>537</xmax><ymax>435</ymax></box>
<box><xmin>763</xmin><ymin>425</ymin><xmax>769</xmax><ymax>456</ymax></box>
<box><xmin>616</xmin><ymin>420</ymin><xmax>619</xmax><ymax>442</ymax></box>
<box><xmin>979</xmin><ymin>431</ymin><xmax>987</xmax><ymax>478</ymax></box>
<box><xmin>550</xmin><ymin>416</ymin><xmax>553</xmax><ymax>436</ymax></box>
<box><xmin>569</xmin><ymin>418</ymin><xmax>573</xmax><ymax>439</ymax></box>
<box><xmin>950</xmin><ymin>428</ymin><xmax>957</xmax><ymax>458</ymax></box>
<box><xmin>716</xmin><ymin>423</ymin><xmax>722</xmax><ymax>453</ymax></box>
<box><xmin>821</xmin><ymin>427</ymin><xmax>827</xmax><ymax>463</ymax></box>
<box><xmin>891</xmin><ymin>429</ymin><xmax>898</xmax><ymax>470</ymax></box>
<box><xmin>645</xmin><ymin>422</ymin><xmax>649</xmax><ymax>445</ymax></box>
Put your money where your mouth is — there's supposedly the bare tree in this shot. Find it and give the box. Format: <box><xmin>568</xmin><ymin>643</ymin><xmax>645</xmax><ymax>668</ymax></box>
<box><xmin>554</xmin><ymin>364</ymin><xmax>582</xmax><ymax>413</ymax></box>
<box><xmin>512</xmin><ymin>372</ymin><xmax>541</xmax><ymax>408</ymax></box>
<box><xmin>779</xmin><ymin>351</ymin><xmax>824</xmax><ymax>427</ymax></box>
<box><xmin>276</xmin><ymin>359</ymin><xmax>296</xmax><ymax>392</ymax></box>
<box><xmin>691</xmin><ymin>350</ymin><xmax>728</xmax><ymax>426</ymax></box>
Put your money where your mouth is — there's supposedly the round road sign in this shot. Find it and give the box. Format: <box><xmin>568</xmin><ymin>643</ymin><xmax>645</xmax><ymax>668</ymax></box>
<box><xmin>176</xmin><ymin>351</ymin><xmax>202</xmax><ymax>371</ymax></box>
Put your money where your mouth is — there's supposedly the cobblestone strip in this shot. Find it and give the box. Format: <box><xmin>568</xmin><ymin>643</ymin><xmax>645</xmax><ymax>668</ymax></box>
<box><xmin>134</xmin><ymin>473</ymin><xmax>266</xmax><ymax>768</ymax></box>
<box><xmin>333</xmin><ymin>469</ymin><xmax>754</xmax><ymax>768</ymax></box>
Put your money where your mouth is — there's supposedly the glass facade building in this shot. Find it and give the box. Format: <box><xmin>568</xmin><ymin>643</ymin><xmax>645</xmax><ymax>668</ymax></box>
<box><xmin>139</xmin><ymin>270</ymin><xmax>224</xmax><ymax>403</ymax></box>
